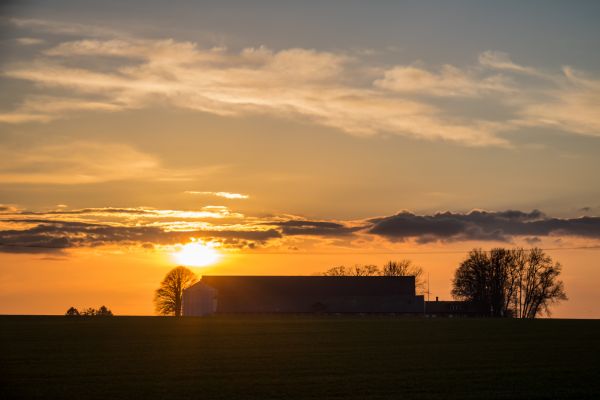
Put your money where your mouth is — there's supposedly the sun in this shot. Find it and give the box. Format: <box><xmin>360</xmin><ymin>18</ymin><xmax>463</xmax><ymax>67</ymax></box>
<box><xmin>172</xmin><ymin>242</ymin><xmax>221</xmax><ymax>267</ymax></box>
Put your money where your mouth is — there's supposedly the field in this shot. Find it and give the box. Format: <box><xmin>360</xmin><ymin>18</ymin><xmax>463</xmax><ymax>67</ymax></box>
<box><xmin>1</xmin><ymin>316</ymin><xmax>599</xmax><ymax>399</ymax></box>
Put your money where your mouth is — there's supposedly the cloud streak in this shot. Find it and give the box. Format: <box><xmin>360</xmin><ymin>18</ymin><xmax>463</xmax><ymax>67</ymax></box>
<box><xmin>0</xmin><ymin>141</ymin><xmax>226</xmax><ymax>184</ymax></box>
<box><xmin>185</xmin><ymin>191</ymin><xmax>249</xmax><ymax>199</ymax></box>
<box><xmin>1</xmin><ymin>206</ymin><xmax>599</xmax><ymax>253</ymax></box>
<box><xmin>0</xmin><ymin>28</ymin><xmax>518</xmax><ymax>146</ymax></box>
<box><xmin>2</xmin><ymin>20</ymin><xmax>599</xmax><ymax>146</ymax></box>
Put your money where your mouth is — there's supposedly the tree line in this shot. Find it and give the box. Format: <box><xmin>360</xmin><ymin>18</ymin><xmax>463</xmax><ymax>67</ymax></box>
<box><xmin>65</xmin><ymin>305</ymin><xmax>113</xmax><ymax>316</ymax></box>
<box><xmin>322</xmin><ymin>260</ymin><xmax>426</xmax><ymax>293</ymax></box>
<box><xmin>153</xmin><ymin>247</ymin><xmax>566</xmax><ymax>318</ymax></box>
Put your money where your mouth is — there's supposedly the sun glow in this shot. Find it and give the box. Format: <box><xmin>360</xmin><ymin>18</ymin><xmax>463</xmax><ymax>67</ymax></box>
<box><xmin>172</xmin><ymin>242</ymin><xmax>221</xmax><ymax>267</ymax></box>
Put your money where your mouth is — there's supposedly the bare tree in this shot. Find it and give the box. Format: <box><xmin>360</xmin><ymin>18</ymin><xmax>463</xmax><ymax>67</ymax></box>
<box><xmin>154</xmin><ymin>266</ymin><xmax>198</xmax><ymax>316</ymax></box>
<box><xmin>517</xmin><ymin>248</ymin><xmax>567</xmax><ymax>318</ymax></box>
<box><xmin>452</xmin><ymin>248</ymin><xmax>567</xmax><ymax>318</ymax></box>
<box><xmin>382</xmin><ymin>260</ymin><xmax>426</xmax><ymax>294</ymax></box>
<box><xmin>323</xmin><ymin>264</ymin><xmax>380</xmax><ymax>276</ymax></box>
<box><xmin>351</xmin><ymin>264</ymin><xmax>380</xmax><ymax>276</ymax></box>
<box><xmin>323</xmin><ymin>265</ymin><xmax>348</xmax><ymax>276</ymax></box>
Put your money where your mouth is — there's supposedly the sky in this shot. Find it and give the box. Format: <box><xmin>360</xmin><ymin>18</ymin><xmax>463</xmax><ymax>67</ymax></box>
<box><xmin>0</xmin><ymin>1</ymin><xmax>599</xmax><ymax>317</ymax></box>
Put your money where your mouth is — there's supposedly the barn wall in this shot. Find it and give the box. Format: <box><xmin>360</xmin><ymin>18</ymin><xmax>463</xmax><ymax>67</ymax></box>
<box><xmin>182</xmin><ymin>283</ymin><xmax>217</xmax><ymax>316</ymax></box>
<box><xmin>183</xmin><ymin>276</ymin><xmax>424</xmax><ymax>316</ymax></box>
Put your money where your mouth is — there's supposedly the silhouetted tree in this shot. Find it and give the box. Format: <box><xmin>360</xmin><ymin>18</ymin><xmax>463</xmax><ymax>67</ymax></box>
<box><xmin>452</xmin><ymin>248</ymin><xmax>566</xmax><ymax>318</ymax></box>
<box><xmin>81</xmin><ymin>307</ymin><xmax>97</xmax><ymax>316</ymax></box>
<box><xmin>516</xmin><ymin>248</ymin><xmax>567</xmax><ymax>318</ymax></box>
<box><xmin>154</xmin><ymin>266</ymin><xmax>198</xmax><ymax>316</ymax></box>
<box><xmin>323</xmin><ymin>265</ymin><xmax>348</xmax><ymax>276</ymax></box>
<box><xmin>65</xmin><ymin>307</ymin><xmax>80</xmax><ymax>316</ymax></box>
<box><xmin>96</xmin><ymin>305</ymin><xmax>113</xmax><ymax>316</ymax></box>
<box><xmin>323</xmin><ymin>264</ymin><xmax>380</xmax><ymax>276</ymax></box>
<box><xmin>351</xmin><ymin>264</ymin><xmax>380</xmax><ymax>276</ymax></box>
<box><xmin>382</xmin><ymin>260</ymin><xmax>426</xmax><ymax>294</ymax></box>
<box><xmin>323</xmin><ymin>261</ymin><xmax>425</xmax><ymax>291</ymax></box>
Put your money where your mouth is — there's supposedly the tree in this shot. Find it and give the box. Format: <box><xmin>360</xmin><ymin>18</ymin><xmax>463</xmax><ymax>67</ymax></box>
<box><xmin>323</xmin><ymin>265</ymin><xmax>348</xmax><ymax>276</ymax></box>
<box><xmin>323</xmin><ymin>264</ymin><xmax>380</xmax><ymax>276</ymax></box>
<box><xmin>154</xmin><ymin>266</ymin><xmax>198</xmax><ymax>316</ymax></box>
<box><xmin>382</xmin><ymin>260</ymin><xmax>426</xmax><ymax>294</ymax></box>
<box><xmin>452</xmin><ymin>248</ymin><xmax>567</xmax><ymax>318</ymax></box>
<box><xmin>81</xmin><ymin>307</ymin><xmax>97</xmax><ymax>316</ymax></box>
<box><xmin>65</xmin><ymin>307</ymin><xmax>80</xmax><ymax>316</ymax></box>
<box><xmin>351</xmin><ymin>264</ymin><xmax>380</xmax><ymax>276</ymax></box>
<box><xmin>96</xmin><ymin>305</ymin><xmax>113</xmax><ymax>316</ymax></box>
<box><xmin>516</xmin><ymin>248</ymin><xmax>567</xmax><ymax>318</ymax></box>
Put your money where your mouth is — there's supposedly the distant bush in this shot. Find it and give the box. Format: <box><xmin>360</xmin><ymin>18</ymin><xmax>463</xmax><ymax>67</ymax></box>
<box><xmin>96</xmin><ymin>306</ymin><xmax>113</xmax><ymax>316</ymax></box>
<box><xmin>65</xmin><ymin>306</ymin><xmax>113</xmax><ymax>316</ymax></box>
<box><xmin>65</xmin><ymin>307</ymin><xmax>80</xmax><ymax>316</ymax></box>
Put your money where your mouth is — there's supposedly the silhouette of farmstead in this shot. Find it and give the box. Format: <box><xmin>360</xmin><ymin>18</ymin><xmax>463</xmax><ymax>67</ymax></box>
<box><xmin>183</xmin><ymin>276</ymin><xmax>482</xmax><ymax>317</ymax></box>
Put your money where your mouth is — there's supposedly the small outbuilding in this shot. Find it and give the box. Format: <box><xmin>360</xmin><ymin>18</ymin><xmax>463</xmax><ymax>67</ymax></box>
<box><xmin>424</xmin><ymin>298</ymin><xmax>485</xmax><ymax>317</ymax></box>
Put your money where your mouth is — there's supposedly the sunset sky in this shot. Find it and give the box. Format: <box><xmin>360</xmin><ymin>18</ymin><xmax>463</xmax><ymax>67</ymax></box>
<box><xmin>1</xmin><ymin>1</ymin><xmax>599</xmax><ymax>317</ymax></box>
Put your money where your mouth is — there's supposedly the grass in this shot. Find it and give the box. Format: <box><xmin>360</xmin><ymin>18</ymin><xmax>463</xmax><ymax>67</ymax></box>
<box><xmin>1</xmin><ymin>316</ymin><xmax>599</xmax><ymax>399</ymax></box>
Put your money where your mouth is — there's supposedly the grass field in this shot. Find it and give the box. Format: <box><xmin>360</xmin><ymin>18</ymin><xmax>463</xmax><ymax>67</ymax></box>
<box><xmin>1</xmin><ymin>316</ymin><xmax>599</xmax><ymax>399</ymax></box>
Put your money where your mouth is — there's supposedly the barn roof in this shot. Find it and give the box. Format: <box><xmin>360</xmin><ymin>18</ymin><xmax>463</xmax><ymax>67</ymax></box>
<box><xmin>189</xmin><ymin>275</ymin><xmax>416</xmax><ymax>297</ymax></box>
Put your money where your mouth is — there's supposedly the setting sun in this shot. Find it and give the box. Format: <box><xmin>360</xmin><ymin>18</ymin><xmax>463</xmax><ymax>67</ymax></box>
<box><xmin>172</xmin><ymin>242</ymin><xmax>221</xmax><ymax>267</ymax></box>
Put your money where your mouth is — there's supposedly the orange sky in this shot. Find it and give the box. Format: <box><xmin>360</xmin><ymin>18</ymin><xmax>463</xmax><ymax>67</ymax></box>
<box><xmin>1</xmin><ymin>2</ymin><xmax>599</xmax><ymax>318</ymax></box>
<box><xmin>1</xmin><ymin>244</ymin><xmax>597</xmax><ymax>318</ymax></box>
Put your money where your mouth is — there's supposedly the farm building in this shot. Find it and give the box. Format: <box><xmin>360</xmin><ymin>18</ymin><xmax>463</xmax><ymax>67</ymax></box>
<box><xmin>424</xmin><ymin>298</ymin><xmax>485</xmax><ymax>317</ymax></box>
<box><xmin>183</xmin><ymin>275</ymin><xmax>425</xmax><ymax>316</ymax></box>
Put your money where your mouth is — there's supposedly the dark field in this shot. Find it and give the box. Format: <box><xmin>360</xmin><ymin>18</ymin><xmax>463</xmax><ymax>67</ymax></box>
<box><xmin>1</xmin><ymin>316</ymin><xmax>599</xmax><ymax>399</ymax></box>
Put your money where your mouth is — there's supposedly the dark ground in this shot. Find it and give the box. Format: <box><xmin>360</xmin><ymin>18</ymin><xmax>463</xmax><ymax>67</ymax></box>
<box><xmin>1</xmin><ymin>316</ymin><xmax>599</xmax><ymax>399</ymax></box>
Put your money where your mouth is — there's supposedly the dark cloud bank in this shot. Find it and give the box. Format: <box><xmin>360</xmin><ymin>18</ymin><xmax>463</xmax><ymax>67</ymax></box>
<box><xmin>0</xmin><ymin>220</ymin><xmax>281</xmax><ymax>253</ymax></box>
<box><xmin>369</xmin><ymin>210</ymin><xmax>600</xmax><ymax>243</ymax></box>
<box><xmin>1</xmin><ymin>209</ymin><xmax>599</xmax><ymax>253</ymax></box>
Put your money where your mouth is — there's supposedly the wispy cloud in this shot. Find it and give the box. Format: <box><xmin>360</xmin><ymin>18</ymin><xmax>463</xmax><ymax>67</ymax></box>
<box><xmin>15</xmin><ymin>37</ymin><xmax>45</xmax><ymax>46</ymax></box>
<box><xmin>477</xmin><ymin>51</ymin><xmax>549</xmax><ymax>78</ymax></box>
<box><xmin>514</xmin><ymin>67</ymin><xmax>600</xmax><ymax>137</ymax></box>
<box><xmin>185</xmin><ymin>191</ymin><xmax>249</xmax><ymax>199</ymax></box>
<box><xmin>0</xmin><ymin>32</ymin><xmax>507</xmax><ymax>146</ymax></box>
<box><xmin>2</xmin><ymin>20</ymin><xmax>600</xmax><ymax>146</ymax></box>
<box><xmin>374</xmin><ymin>64</ymin><xmax>513</xmax><ymax>97</ymax></box>
<box><xmin>9</xmin><ymin>18</ymin><xmax>125</xmax><ymax>39</ymax></box>
<box><xmin>0</xmin><ymin>141</ymin><xmax>224</xmax><ymax>184</ymax></box>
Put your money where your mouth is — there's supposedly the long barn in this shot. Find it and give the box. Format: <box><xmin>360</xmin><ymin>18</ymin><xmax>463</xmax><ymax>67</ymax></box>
<box><xmin>182</xmin><ymin>275</ymin><xmax>425</xmax><ymax>316</ymax></box>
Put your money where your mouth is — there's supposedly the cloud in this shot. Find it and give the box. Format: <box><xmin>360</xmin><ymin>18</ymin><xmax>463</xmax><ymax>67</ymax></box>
<box><xmin>267</xmin><ymin>220</ymin><xmax>363</xmax><ymax>236</ymax></box>
<box><xmin>1</xmin><ymin>33</ymin><xmax>510</xmax><ymax>146</ymax></box>
<box><xmin>15</xmin><ymin>37</ymin><xmax>45</xmax><ymax>46</ymax></box>
<box><xmin>0</xmin><ymin>142</ymin><xmax>157</xmax><ymax>184</ymax></box>
<box><xmin>478</xmin><ymin>51</ymin><xmax>540</xmax><ymax>76</ymax></box>
<box><xmin>2</xmin><ymin>206</ymin><xmax>600</xmax><ymax>253</ymax></box>
<box><xmin>368</xmin><ymin>210</ymin><xmax>600</xmax><ymax>243</ymax></box>
<box><xmin>525</xmin><ymin>237</ymin><xmax>542</xmax><ymax>245</ymax></box>
<box><xmin>0</xmin><ymin>218</ymin><xmax>282</xmax><ymax>253</ymax></box>
<box><xmin>515</xmin><ymin>67</ymin><xmax>600</xmax><ymax>137</ymax></box>
<box><xmin>0</xmin><ymin>142</ymin><xmax>225</xmax><ymax>184</ymax></box>
<box><xmin>9</xmin><ymin>18</ymin><xmax>123</xmax><ymax>38</ymax></box>
<box><xmin>185</xmin><ymin>191</ymin><xmax>249</xmax><ymax>199</ymax></box>
<box><xmin>0</xmin><ymin>96</ymin><xmax>121</xmax><ymax>124</ymax></box>
<box><xmin>0</xmin><ymin>206</ymin><xmax>358</xmax><ymax>253</ymax></box>
<box><xmin>374</xmin><ymin>64</ymin><xmax>512</xmax><ymax>97</ymax></box>
<box><xmin>2</xmin><ymin>22</ymin><xmax>600</xmax><ymax>145</ymax></box>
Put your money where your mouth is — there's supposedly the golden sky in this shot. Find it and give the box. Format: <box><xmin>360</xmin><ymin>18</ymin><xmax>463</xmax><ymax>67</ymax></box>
<box><xmin>1</xmin><ymin>2</ymin><xmax>599</xmax><ymax>317</ymax></box>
